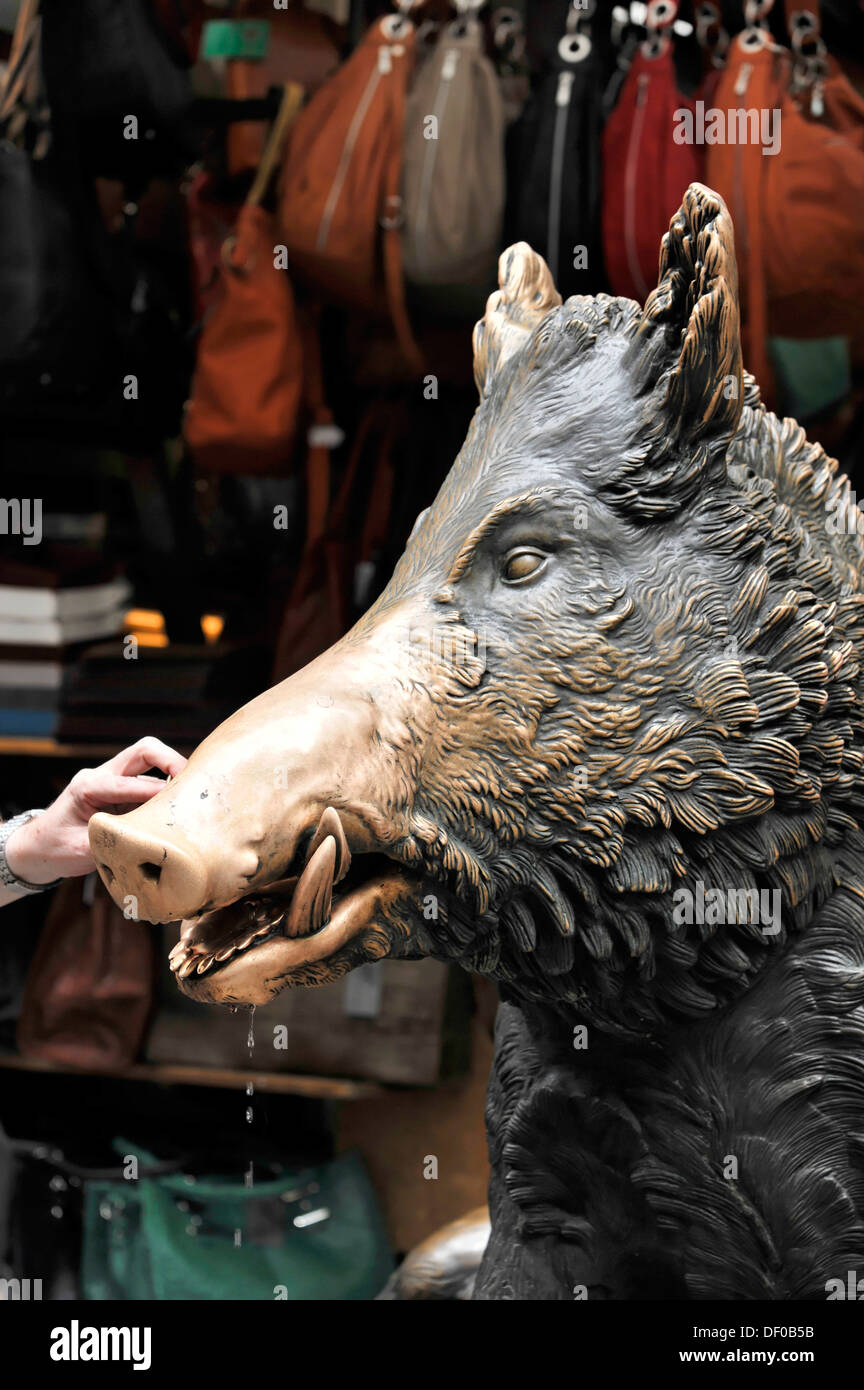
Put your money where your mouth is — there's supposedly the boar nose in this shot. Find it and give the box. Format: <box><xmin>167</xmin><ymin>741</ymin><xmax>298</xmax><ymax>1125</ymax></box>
<box><xmin>89</xmin><ymin>811</ymin><xmax>209</xmax><ymax>923</ymax></box>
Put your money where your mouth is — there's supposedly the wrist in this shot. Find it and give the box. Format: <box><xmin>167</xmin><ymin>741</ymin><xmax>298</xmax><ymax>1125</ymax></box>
<box><xmin>3</xmin><ymin>812</ymin><xmax>63</xmax><ymax>889</ymax></box>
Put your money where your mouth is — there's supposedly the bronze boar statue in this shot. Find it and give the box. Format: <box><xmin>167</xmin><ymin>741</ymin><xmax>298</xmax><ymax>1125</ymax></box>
<box><xmin>90</xmin><ymin>184</ymin><xmax>864</xmax><ymax>1300</ymax></box>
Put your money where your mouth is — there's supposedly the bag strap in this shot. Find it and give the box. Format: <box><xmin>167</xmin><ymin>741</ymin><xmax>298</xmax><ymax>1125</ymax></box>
<box><xmin>358</xmin><ymin>406</ymin><xmax>403</xmax><ymax>562</ymax></box>
<box><xmin>246</xmin><ymin>81</ymin><xmax>304</xmax><ymax>209</ymax></box>
<box><xmin>379</xmin><ymin>32</ymin><xmax>425</xmax><ymax>375</ymax></box>
<box><xmin>300</xmin><ymin>307</ymin><xmax>338</xmax><ymax>548</ymax></box>
<box><xmin>329</xmin><ymin>404</ymin><xmax>383</xmax><ymax>540</ymax></box>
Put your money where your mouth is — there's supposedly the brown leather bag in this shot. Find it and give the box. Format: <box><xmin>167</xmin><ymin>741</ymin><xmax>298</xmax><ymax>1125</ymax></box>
<box><xmin>17</xmin><ymin>876</ymin><xmax>155</xmax><ymax>1069</ymax></box>
<box><xmin>278</xmin><ymin>15</ymin><xmax>423</xmax><ymax>372</ymax></box>
<box><xmin>706</xmin><ymin>13</ymin><xmax>864</xmax><ymax>408</ymax></box>
<box><xmin>184</xmin><ymin>83</ymin><xmax>305</xmax><ymax>474</ymax></box>
<box><xmin>273</xmin><ymin>399</ymin><xmax>400</xmax><ymax>681</ymax></box>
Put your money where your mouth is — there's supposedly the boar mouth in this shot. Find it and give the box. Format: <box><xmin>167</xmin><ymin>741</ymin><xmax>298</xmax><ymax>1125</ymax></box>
<box><xmin>167</xmin><ymin>807</ymin><xmax>419</xmax><ymax>1005</ymax></box>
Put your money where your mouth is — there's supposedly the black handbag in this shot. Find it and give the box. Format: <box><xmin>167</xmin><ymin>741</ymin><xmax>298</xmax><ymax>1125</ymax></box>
<box><xmin>0</xmin><ymin>0</ymin><xmax>190</xmax><ymax>448</ymax></box>
<box><xmin>40</xmin><ymin>0</ymin><xmax>196</xmax><ymax>182</ymax></box>
<box><xmin>505</xmin><ymin>9</ymin><xmax>607</xmax><ymax>299</ymax></box>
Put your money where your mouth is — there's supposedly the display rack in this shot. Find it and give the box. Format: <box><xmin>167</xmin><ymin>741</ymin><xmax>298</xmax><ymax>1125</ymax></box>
<box><xmin>0</xmin><ymin>1053</ymin><xmax>383</xmax><ymax>1100</ymax></box>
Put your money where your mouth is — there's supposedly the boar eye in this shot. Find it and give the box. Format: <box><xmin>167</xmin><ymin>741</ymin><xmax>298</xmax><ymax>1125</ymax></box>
<box><xmin>502</xmin><ymin>548</ymin><xmax>548</xmax><ymax>585</ymax></box>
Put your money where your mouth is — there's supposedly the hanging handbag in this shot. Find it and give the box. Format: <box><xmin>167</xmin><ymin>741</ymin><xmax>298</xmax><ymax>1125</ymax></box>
<box><xmin>278</xmin><ymin>13</ymin><xmax>423</xmax><ymax>372</ymax></box>
<box><xmin>16</xmin><ymin>876</ymin><xmax>155</xmax><ymax>1070</ymax></box>
<box><xmin>81</xmin><ymin>1140</ymin><xmax>394</xmax><ymax>1301</ymax></box>
<box><xmin>705</xmin><ymin>2</ymin><xmax>864</xmax><ymax>410</ymax></box>
<box><xmin>184</xmin><ymin>83</ymin><xmax>306</xmax><ymax>475</ymax></box>
<box><xmin>602</xmin><ymin>5</ymin><xmax>703</xmax><ymax>304</ymax></box>
<box><xmin>0</xmin><ymin>0</ymin><xmax>190</xmax><ymax>448</ymax></box>
<box><xmin>39</xmin><ymin>0</ymin><xmax>196</xmax><ymax>181</ymax></box>
<box><xmin>402</xmin><ymin>16</ymin><xmax>505</xmax><ymax>294</ymax></box>
<box><xmin>505</xmin><ymin>3</ymin><xmax>605</xmax><ymax>299</ymax></box>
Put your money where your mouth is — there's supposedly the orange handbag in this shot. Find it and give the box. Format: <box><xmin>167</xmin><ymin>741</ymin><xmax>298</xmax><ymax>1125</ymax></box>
<box><xmin>278</xmin><ymin>15</ymin><xmax>423</xmax><ymax>373</ymax></box>
<box><xmin>184</xmin><ymin>82</ymin><xmax>306</xmax><ymax>474</ymax></box>
<box><xmin>706</xmin><ymin>11</ymin><xmax>864</xmax><ymax>410</ymax></box>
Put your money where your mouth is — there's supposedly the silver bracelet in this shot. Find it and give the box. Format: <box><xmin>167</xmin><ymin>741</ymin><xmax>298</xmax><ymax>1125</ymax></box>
<box><xmin>0</xmin><ymin>810</ymin><xmax>63</xmax><ymax>895</ymax></box>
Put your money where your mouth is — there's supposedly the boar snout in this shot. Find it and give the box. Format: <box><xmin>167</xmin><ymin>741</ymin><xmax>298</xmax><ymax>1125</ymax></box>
<box><xmin>89</xmin><ymin>812</ymin><xmax>209</xmax><ymax>923</ymax></box>
<box><xmin>86</xmin><ymin>612</ymin><xmax>450</xmax><ymax>1004</ymax></box>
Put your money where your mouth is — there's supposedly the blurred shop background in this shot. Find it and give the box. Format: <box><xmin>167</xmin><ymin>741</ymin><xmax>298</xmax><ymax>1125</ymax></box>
<box><xmin>0</xmin><ymin>0</ymin><xmax>862</xmax><ymax>1299</ymax></box>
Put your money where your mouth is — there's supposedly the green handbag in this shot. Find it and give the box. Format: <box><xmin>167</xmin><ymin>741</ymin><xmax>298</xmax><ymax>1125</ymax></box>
<box><xmin>81</xmin><ymin>1141</ymin><xmax>393</xmax><ymax>1300</ymax></box>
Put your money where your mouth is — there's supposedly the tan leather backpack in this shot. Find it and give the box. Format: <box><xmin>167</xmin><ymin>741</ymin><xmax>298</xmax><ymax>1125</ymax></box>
<box><xmin>402</xmin><ymin>18</ymin><xmax>505</xmax><ymax>291</ymax></box>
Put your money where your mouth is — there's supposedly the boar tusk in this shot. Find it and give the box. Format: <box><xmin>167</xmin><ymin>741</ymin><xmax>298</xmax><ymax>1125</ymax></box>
<box><xmin>305</xmin><ymin>807</ymin><xmax>351</xmax><ymax>883</ymax></box>
<box><xmin>286</xmin><ymin>835</ymin><xmax>336</xmax><ymax>938</ymax></box>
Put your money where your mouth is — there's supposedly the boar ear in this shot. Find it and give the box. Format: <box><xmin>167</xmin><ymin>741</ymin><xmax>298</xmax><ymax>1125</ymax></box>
<box><xmin>473</xmin><ymin>243</ymin><xmax>562</xmax><ymax>398</ymax></box>
<box><xmin>622</xmin><ymin>184</ymin><xmax>743</xmax><ymax>512</ymax></box>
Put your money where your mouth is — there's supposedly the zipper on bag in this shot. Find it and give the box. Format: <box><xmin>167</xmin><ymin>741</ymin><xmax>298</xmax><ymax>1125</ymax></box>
<box><xmin>547</xmin><ymin>68</ymin><xmax>574</xmax><ymax>283</ymax></box>
<box><xmin>316</xmin><ymin>47</ymin><xmax>393</xmax><ymax>253</ymax></box>
<box><xmin>412</xmin><ymin>46</ymin><xmax>460</xmax><ymax>275</ymax></box>
<box><xmin>623</xmin><ymin>70</ymin><xmax>650</xmax><ymax>300</ymax></box>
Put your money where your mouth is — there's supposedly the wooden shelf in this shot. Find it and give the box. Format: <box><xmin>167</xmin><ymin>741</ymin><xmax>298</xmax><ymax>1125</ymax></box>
<box><xmin>0</xmin><ymin>737</ymin><xmax>138</xmax><ymax>759</ymax></box>
<box><xmin>0</xmin><ymin>1053</ymin><xmax>384</xmax><ymax>1100</ymax></box>
<box><xmin>0</xmin><ymin>737</ymin><xmax>198</xmax><ymax>759</ymax></box>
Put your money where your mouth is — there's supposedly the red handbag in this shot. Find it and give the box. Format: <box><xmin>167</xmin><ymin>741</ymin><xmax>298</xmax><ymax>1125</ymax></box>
<box><xmin>602</xmin><ymin>20</ymin><xmax>703</xmax><ymax>304</ymax></box>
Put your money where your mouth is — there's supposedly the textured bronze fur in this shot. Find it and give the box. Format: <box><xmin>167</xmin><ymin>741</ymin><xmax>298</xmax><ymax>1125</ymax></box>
<box><xmin>92</xmin><ymin>185</ymin><xmax>864</xmax><ymax>1298</ymax></box>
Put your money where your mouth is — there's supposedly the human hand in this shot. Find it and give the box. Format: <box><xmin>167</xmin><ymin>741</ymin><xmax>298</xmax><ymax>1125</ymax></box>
<box><xmin>5</xmin><ymin>738</ymin><xmax>188</xmax><ymax>886</ymax></box>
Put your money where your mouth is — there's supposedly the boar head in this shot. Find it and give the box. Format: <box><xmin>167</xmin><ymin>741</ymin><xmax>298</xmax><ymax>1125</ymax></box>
<box><xmin>90</xmin><ymin>184</ymin><xmax>863</xmax><ymax>1033</ymax></box>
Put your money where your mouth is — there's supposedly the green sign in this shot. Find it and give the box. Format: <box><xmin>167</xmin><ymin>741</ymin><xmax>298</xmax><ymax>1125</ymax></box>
<box><xmin>201</xmin><ymin>19</ymin><xmax>271</xmax><ymax>61</ymax></box>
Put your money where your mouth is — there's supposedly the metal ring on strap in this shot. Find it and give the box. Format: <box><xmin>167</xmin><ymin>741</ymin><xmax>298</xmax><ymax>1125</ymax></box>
<box><xmin>646</xmin><ymin>0</ymin><xmax>678</xmax><ymax>31</ymax></box>
<box><xmin>379</xmin><ymin>194</ymin><xmax>404</xmax><ymax>231</ymax></box>
<box><xmin>557</xmin><ymin>31</ymin><xmax>592</xmax><ymax>64</ymax></box>
<box><xmin>380</xmin><ymin>12</ymin><xmax>413</xmax><ymax>39</ymax></box>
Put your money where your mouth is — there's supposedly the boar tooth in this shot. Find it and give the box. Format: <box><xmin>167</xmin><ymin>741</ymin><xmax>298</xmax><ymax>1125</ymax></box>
<box><xmin>215</xmin><ymin>946</ymin><xmax>235</xmax><ymax>961</ymax></box>
<box><xmin>306</xmin><ymin>808</ymin><xmax>351</xmax><ymax>883</ymax></box>
<box><xmin>178</xmin><ymin>958</ymin><xmax>199</xmax><ymax>979</ymax></box>
<box><xmin>196</xmin><ymin>957</ymin><xmax>214</xmax><ymax>974</ymax></box>
<box><xmin>287</xmin><ymin>835</ymin><xmax>336</xmax><ymax>938</ymax></box>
